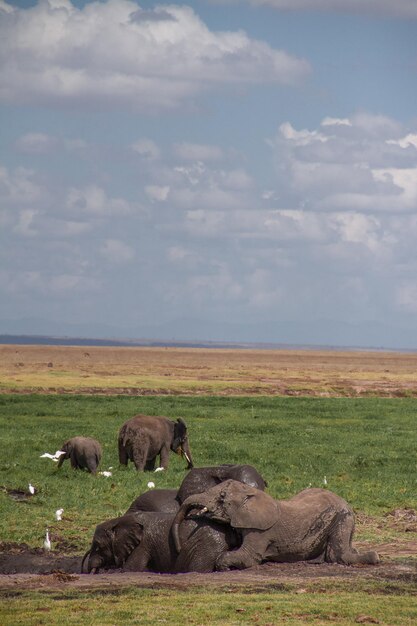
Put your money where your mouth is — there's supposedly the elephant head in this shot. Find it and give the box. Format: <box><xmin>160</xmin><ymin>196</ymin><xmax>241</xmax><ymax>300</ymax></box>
<box><xmin>172</xmin><ymin>479</ymin><xmax>277</xmax><ymax>552</ymax></box>
<box><xmin>176</xmin><ymin>464</ymin><xmax>267</xmax><ymax>503</ymax></box>
<box><xmin>171</xmin><ymin>418</ymin><xmax>193</xmax><ymax>468</ymax></box>
<box><xmin>81</xmin><ymin>514</ymin><xmax>144</xmax><ymax>573</ymax></box>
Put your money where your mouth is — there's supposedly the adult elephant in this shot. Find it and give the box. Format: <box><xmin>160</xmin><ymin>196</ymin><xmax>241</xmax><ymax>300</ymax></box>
<box><xmin>125</xmin><ymin>464</ymin><xmax>267</xmax><ymax>514</ymax></box>
<box><xmin>172</xmin><ymin>480</ymin><xmax>379</xmax><ymax>571</ymax></box>
<box><xmin>57</xmin><ymin>436</ymin><xmax>102</xmax><ymax>474</ymax></box>
<box><xmin>176</xmin><ymin>464</ymin><xmax>267</xmax><ymax>503</ymax></box>
<box><xmin>118</xmin><ymin>414</ymin><xmax>193</xmax><ymax>472</ymax></box>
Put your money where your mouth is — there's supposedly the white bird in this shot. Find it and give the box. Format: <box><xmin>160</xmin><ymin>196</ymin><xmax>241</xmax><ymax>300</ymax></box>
<box><xmin>40</xmin><ymin>450</ymin><xmax>66</xmax><ymax>462</ymax></box>
<box><xmin>43</xmin><ymin>529</ymin><xmax>51</xmax><ymax>551</ymax></box>
<box><xmin>98</xmin><ymin>471</ymin><xmax>112</xmax><ymax>477</ymax></box>
<box><xmin>154</xmin><ymin>467</ymin><xmax>164</xmax><ymax>473</ymax></box>
<box><xmin>323</xmin><ymin>476</ymin><xmax>328</xmax><ymax>486</ymax></box>
<box><xmin>28</xmin><ymin>483</ymin><xmax>35</xmax><ymax>495</ymax></box>
<box><xmin>55</xmin><ymin>508</ymin><xmax>64</xmax><ymax>521</ymax></box>
<box><xmin>147</xmin><ymin>481</ymin><xmax>155</xmax><ymax>489</ymax></box>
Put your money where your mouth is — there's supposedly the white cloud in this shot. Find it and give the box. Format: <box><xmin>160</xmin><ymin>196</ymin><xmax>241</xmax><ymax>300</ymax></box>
<box><xmin>0</xmin><ymin>0</ymin><xmax>310</xmax><ymax>111</ymax></box>
<box><xmin>243</xmin><ymin>1</ymin><xmax>417</xmax><ymax>19</ymax></box>
<box><xmin>131</xmin><ymin>138</ymin><xmax>160</xmax><ymax>160</ymax></box>
<box><xmin>15</xmin><ymin>132</ymin><xmax>58</xmax><ymax>154</ymax></box>
<box><xmin>66</xmin><ymin>185</ymin><xmax>132</xmax><ymax>216</ymax></box>
<box><xmin>145</xmin><ymin>185</ymin><xmax>170</xmax><ymax>202</ymax></box>
<box><xmin>100</xmin><ymin>239</ymin><xmax>135</xmax><ymax>264</ymax></box>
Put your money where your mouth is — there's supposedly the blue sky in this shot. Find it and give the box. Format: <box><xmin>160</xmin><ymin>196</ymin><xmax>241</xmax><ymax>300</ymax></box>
<box><xmin>1</xmin><ymin>0</ymin><xmax>417</xmax><ymax>348</ymax></box>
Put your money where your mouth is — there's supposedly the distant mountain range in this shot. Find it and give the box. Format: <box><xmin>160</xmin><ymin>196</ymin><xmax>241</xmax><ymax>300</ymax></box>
<box><xmin>0</xmin><ymin>316</ymin><xmax>416</xmax><ymax>351</ymax></box>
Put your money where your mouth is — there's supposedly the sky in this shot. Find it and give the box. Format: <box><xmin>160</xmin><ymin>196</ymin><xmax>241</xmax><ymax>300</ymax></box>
<box><xmin>1</xmin><ymin>0</ymin><xmax>417</xmax><ymax>348</ymax></box>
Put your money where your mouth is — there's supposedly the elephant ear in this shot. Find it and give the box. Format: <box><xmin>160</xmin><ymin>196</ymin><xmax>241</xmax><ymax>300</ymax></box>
<box><xmin>230</xmin><ymin>492</ymin><xmax>277</xmax><ymax>531</ymax></box>
<box><xmin>173</xmin><ymin>418</ymin><xmax>187</xmax><ymax>450</ymax></box>
<box><xmin>111</xmin><ymin>518</ymin><xmax>144</xmax><ymax>567</ymax></box>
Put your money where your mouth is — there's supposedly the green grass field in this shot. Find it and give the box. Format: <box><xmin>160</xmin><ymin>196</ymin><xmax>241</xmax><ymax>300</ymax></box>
<box><xmin>0</xmin><ymin>394</ymin><xmax>416</xmax><ymax>625</ymax></box>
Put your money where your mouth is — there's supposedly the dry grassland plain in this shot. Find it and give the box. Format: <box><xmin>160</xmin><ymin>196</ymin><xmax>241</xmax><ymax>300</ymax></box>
<box><xmin>1</xmin><ymin>344</ymin><xmax>417</xmax><ymax>396</ymax></box>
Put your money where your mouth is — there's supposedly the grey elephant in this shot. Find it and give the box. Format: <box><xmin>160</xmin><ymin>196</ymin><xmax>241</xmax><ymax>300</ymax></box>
<box><xmin>81</xmin><ymin>511</ymin><xmax>175</xmax><ymax>574</ymax></box>
<box><xmin>57</xmin><ymin>436</ymin><xmax>102</xmax><ymax>474</ymax></box>
<box><xmin>176</xmin><ymin>464</ymin><xmax>267</xmax><ymax>502</ymax></box>
<box><xmin>126</xmin><ymin>464</ymin><xmax>267</xmax><ymax>514</ymax></box>
<box><xmin>172</xmin><ymin>480</ymin><xmax>379</xmax><ymax>571</ymax></box>
<box><xmin>118</xmin><ymin>414</ymin><xmax>193</xmax><ymax>471</ymax></box>
<box><xmin>82</xmin><ymin>510</ymin><xmax>238</xmax><ymax>574</ymax></box>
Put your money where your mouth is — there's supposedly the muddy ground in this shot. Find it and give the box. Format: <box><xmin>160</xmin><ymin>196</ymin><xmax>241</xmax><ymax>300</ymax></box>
<box><xmin>0</xmin><ymin>540</ymin><xmax>416</xmax><ymax>593</ymax></box>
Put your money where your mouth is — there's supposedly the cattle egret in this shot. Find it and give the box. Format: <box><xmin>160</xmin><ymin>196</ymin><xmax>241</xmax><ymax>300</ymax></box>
<box><xmin>323</xmin><ymin>476</ymin><xmax>328</xmax><ymax>486</ymax></box>
<box><xmin>40</xmin><ymin>450</ymin><xmax>66</xmax><ymax>462</ymax></box>
<box><xmin>154</xmin><ymin>467</ymin><xmax>164</xmax><ymax>473</ymax></box>
<box><xmin>147</xmin><ymin>481</ymin><xmax>155</xmax><ymax>489</ymax></box>
<box><xmin>55</xmin><ymin>508</ymin><xmax>64</xmax><ymax>521</ymax></box>
<box><xmin>28</xmin><ymin>483</ymin><xmax>35</xmax><ymax>495</ymax></box>
<box><xmin>43</xmin><ymin>529</ymin><xmax>51</xmax><ymax>551</ymax></box>
<box><xmin>99</xmin><ymin>471</ymin><xmax>112</xmax><ymax>477</ymax></box>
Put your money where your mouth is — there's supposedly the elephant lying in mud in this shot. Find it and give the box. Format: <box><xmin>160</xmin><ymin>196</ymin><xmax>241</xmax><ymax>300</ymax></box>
<box><xmin>82</xmin><ymin>510</ymin><xmax>239</xmax><ymax>574</ymax></box>
<box><xmin>126</xmin><ymin>464</ymin><xmax>268</xmax><ymax>514</ymax></box>
<box><xmin>118</xmin><ymin>414</ymin><xmax>193</xmax><ymax>471</ymax></box>
<box><xmin>57</xmin><ymin>437</ymin><xmax>102</xmax><ymax>474</ymax></box>
<box><xmin>172</xmin><ymin>480</ymin><xmax>379</xmax><ymax>571</ymax></box>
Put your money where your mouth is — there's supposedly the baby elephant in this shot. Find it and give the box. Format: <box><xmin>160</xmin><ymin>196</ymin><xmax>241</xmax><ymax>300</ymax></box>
<box><xmin>58</xmin><ymin>436</ymin><xmax>102</xmax><ymax>474</ymax></box>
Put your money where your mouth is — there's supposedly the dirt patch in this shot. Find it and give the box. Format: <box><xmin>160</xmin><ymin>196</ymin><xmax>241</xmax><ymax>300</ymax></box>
<box><xmin>0</xmin><ymin>542</ymin><xmax>415</xmax><ymax>592</ymax></box>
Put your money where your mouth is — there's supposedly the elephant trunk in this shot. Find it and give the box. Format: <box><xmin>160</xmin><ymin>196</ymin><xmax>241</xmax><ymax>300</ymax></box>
<box><xmin>171</xmin><ymin>501</ymin><xmax>207</xmax><ymax>552</ymax></box>
<box><xmin>80</xmin><ymin>549</ymin><xmax>91</xmax><ymax>574</ymax></box>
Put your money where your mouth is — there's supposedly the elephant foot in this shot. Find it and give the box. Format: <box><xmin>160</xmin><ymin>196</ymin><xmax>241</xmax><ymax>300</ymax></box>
<box><xmin>215</xmin><ymin>550</ymin><xmax>258</xmax><ymax>571</ymax></box>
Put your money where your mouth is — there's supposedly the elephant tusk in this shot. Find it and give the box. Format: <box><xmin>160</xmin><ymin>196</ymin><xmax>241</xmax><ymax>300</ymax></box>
<box><xmin>181</xmin><ymin>449</ymin><xmax>191</xmax><ymax>464</ymax></box>
<box><xmin>196</xmin><ymin>506</ymin><xmax>208</xmax><ymax>516</ymax></box>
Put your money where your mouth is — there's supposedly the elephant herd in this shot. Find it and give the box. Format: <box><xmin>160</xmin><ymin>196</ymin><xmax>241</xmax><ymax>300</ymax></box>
<box><xmin>58</xmin><ymin>413</ymin><xmax>380</xmax><ymax>574</ymax></box>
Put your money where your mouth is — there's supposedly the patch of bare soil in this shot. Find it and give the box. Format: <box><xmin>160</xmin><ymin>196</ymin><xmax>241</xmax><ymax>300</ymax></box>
<box><xmin>0</xmin><ymin>541</ymin><xmax>415</xmax><ymax>593</ymax></box>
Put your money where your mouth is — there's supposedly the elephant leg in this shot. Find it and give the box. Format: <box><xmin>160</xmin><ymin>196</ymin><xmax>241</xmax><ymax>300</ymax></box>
<box><xmin>118</xmin><ymin>440</ymin><xmax>128</xmax><ymax>465</ymax></box>
<box><xmin>215</xmin><ymin>544</ymin><xmax>261</xmax><ymax>571</ymax></box>
<box><xmin>325</xmin><ymin>511</ymin><xmax>379</xmax><ymax>565</ymax></box>
<box><xmin>132</xmin><ymin>445</ymin><xmax>149</xmax><ymax>471</ymax></box>
<box><xmin>144</xmin><ymin>457</ymin><xmax>156</xmax><ymax>471</ymax></box>
<box><xmin>123</xmin><ymin>545</ymin><xmax>151</xmax><ymax>572</ymax></box>
<box><xmin>159</xmin><ymin>446</ymin><xmax>170</xmax><ymax>469</ymax></box>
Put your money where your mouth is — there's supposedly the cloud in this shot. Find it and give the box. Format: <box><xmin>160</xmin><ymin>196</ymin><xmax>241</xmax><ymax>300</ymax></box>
<box><xmin>0</xmin><ymin>0</ymin><xmax>310</xmax><ymax>111</ymax></box>
<box><xmin>100</xmin><ymin>239</ymin><xmax>135</xmax><ymax>264</ymax></box>
<box><xmin>66</xmin><ymin>185</ymin><xmax>132</xmax><ymax>216</ymax></box>
<box><xmin>268</xmin><ymin>113</ymin><xmax>417</xmax><ymax>214</ymax></box>
<box><xmin>145</xmin><ymin>185</ymin><xmax>170</xmax><ymax>202</ymax></box>
<box><xmin>173</xmin><ymin>143</ymin><xmax>224</xmax><ymax>162</ymax></box>
<box><xmin>15</xmin><ymin>132</ymin><xmax>87</xmax><ymax>154</ymax></box>
<box><xmin>131</xmin><ymin>139</ymin><xmax>160</xmax><ymax>161</ymax></box>
<box><xmin>242</xmin><ymin>0</ymin><xmax>417</xmax><ymax>19</ymax></box>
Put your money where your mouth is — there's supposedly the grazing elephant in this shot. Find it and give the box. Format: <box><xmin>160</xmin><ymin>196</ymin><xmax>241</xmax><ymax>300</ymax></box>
<box><xmin>57</xmin><ymin>436</ymin><xmax>102</xmax><ymax>474</ymax></box>
<box><xmin>118</xmin><ymin>414</ymin><xmax>193</xmax><ymax>472</ymax></box>
<box><xmin>126</xmin><ymin>489</ymin><xmax>180</xmax><ymax>515</ymax></box>
<box><xmin>172</xmin><ymin>480</ymin><xmax>379</xmax><ymax>571</ymax></box>
<box><xmin>81</xmin><ymin>511</ymin><xmax>175</xmax><ymax>574</ymax></box>
<box><xmin>176</xmin><ymin>464</ymin><xmax>267</xmax><ymax>503</ymax></box>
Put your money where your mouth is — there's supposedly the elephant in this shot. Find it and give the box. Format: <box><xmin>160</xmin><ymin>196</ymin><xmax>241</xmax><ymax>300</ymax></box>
<box><xmin>81</xmin><ymin>511</ymin><xmax>175</xmax><ymax>574</ymax></box>
<box><xmin>81</xmin><ymin>510</ymin><xmax>238</xmax><ymax>574</ymax></box>
<box><xmin>172</xmin><ymin>480</ymin><xmax>379</xmax><ymax>571</ymax></box>
<box><xmin>118</xmin><ymin>414</ymin><xmax>193</xmax><ymax>472</ymax></box>
<box><xmin>176</xmin><ymin>464</ymin><xmax>267</xmax><ymax>503</ymax></box>
<box><xmin>125</xmin><ymin>464</ymin><xmax>267</xmax><ymax>514</ymax></box>
<box><xmin>57</xmin><ymin>436</ymin><xmax>102</xmax><ymax>474</ymax></box>
<box><xmin>126</xmin><ymin>488</ymin><xmax>180</xmax><ymax>515</ymax></box>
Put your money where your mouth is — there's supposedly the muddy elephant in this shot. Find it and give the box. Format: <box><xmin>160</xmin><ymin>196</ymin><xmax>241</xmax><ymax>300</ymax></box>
<box><xmin>82</xmin><ymin>510</ymin><xmax>238</xmax><ymax>574</ymax></box>
<box><xmin>126</xmin><ymin>489</ymin><xmax>180</xmax><ymax>515</ymax></box>
<box><xmin>57</xmin><ymin>436</ymin><xmax>102</xmax><ymax>474</ymax></box>
<box><xmin>176</xmin><ymin>464</ymin><xmax>267</xmax><ymax>503</ymax></box>
<box><xmin>81</xmin><ymin>511</ymin><xmax>175</xmax><ymax>574</ymax></box>
<box><xmin>125</xmin><ymin>464</ymin><xmax>267</xmax><ymax>514</ymax></box>
<box><xmin>172</xmin><ymin>480</ymin><xmax>379</xmax><ymax>571</ymax></box>
<box><xmin>118</xmin><ymin>414</ymin><xmax>193</xmax><ymax>472</ymax></box>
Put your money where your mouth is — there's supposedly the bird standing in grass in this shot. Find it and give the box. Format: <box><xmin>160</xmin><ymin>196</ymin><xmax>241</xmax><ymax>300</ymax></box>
<box><xmin>28</xmin><ymin>483</ymin><xmax>35</xmax><ymax>495</ymax></box>
<box><xmin>55</xmin><ymin>508</ymin><xmax>64</xmax><ymax>521</ymax></box>
<box><xmin>43</xmin><ymin>529</ymin><xmax>51</xmax><ymax>551</ymax></box>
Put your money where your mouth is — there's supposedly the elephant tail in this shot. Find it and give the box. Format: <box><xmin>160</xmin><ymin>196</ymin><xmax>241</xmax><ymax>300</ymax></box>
<box><xmin>80</xmin><ymin>549</ymin><xmax>91</xmax><ymax>573</ymax></box>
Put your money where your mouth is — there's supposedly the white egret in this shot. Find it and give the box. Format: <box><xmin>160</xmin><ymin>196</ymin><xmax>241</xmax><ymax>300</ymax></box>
<box><xmin>55</xmin><ymin>508</ymin><xmax>64</xmax><ymax>521</ymax></box>
<box><xmin>98</xmin><ymin>471</ymin><xmax>112</xmax><ymax>477</ymax></box>
<box><xmin>28</xmin><ymin>483</ymin><xmax>35</xmax><ymax>495</ymax></box>
<box><xmin>154</xmin><ymin>467</ymin><xmax>164</xmax><ymax>473</ymax></box>
<box><xmin>43</xmin><ymin>529</ymin><xmax>51</xmax><ymax>551</ymax></box>
<box><xmin>323</xmin><ymin>476</ymin><xmax>328</xmax><ymax>486</ymax></box>
<box><xmin>147</xmin><ymin>481</ymin><xmax>155</xmax><ymax>489</ymax></box>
